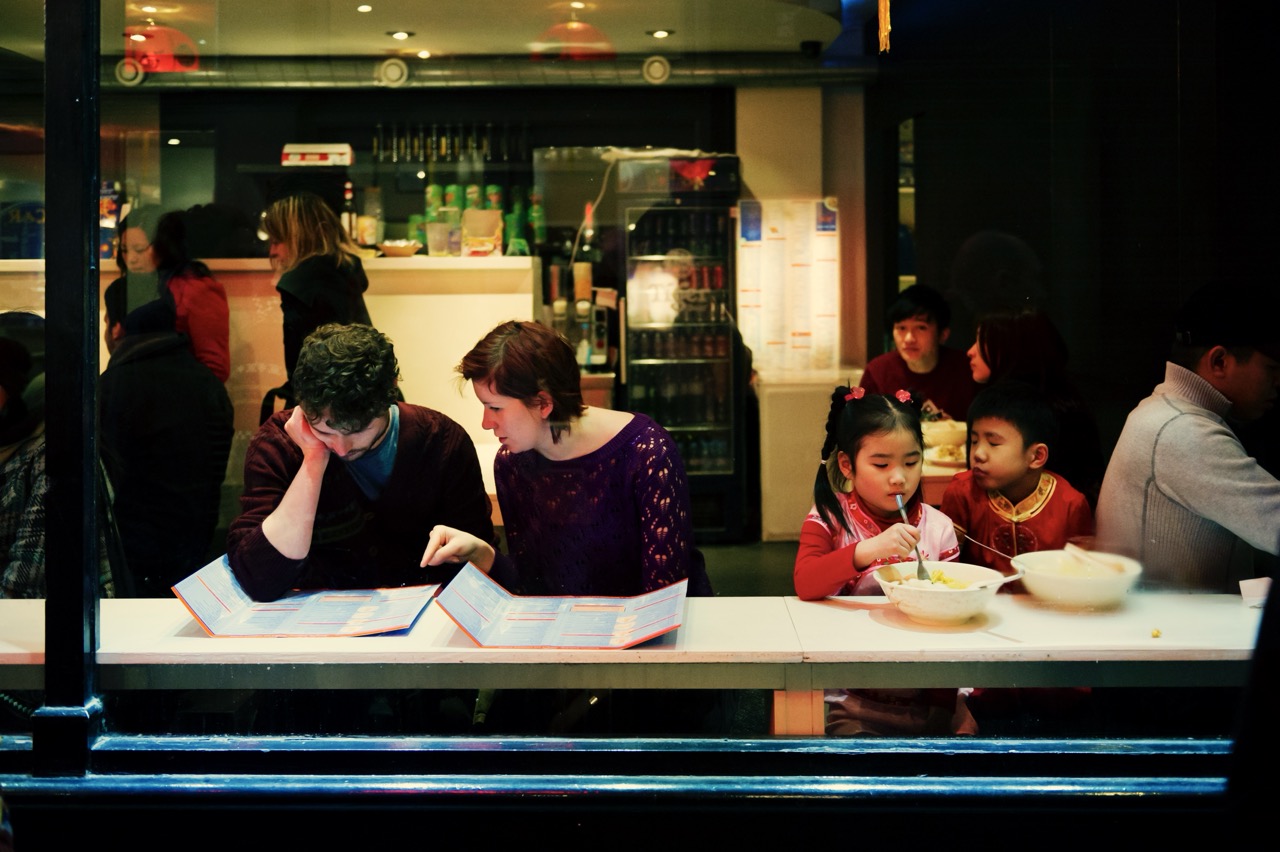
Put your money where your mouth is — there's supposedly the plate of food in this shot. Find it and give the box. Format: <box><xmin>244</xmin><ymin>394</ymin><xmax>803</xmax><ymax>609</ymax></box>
<box><xmin>924</xmin><ymin>444</ymin><xmax>967</xmax><ymax>467</ymax></box>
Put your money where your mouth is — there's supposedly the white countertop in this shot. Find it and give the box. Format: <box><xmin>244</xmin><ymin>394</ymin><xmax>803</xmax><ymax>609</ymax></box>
<box><xmin>786</xmin><ymin>592</ymin><xmax>1259</xmax><ymax>663</ymax></box>
<box><xmin>4</xmin><ymin>592</ymin><xmax>1259</xmax><ymax>689</ymax></box>
<box><xmin>92</xmin><ymin>596</ymin><xmax>800</xmax><ymax>668</ymax></box>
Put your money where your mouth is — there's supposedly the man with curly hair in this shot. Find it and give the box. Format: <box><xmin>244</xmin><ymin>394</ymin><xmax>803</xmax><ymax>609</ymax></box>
<box><xmin>228</xmin><ymin>323</ymin><xmax>495</xmax><ymax>601</ymax></box>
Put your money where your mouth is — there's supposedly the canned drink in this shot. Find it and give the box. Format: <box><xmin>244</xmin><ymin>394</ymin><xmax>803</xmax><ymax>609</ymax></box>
<box><xmin>485</xmin><ymin>184</ymin><xmax>503</xmax><ymax>211</ymax></box>
<box><xmin>464</xmin><ymin>184</ymin><xmax>482</xmax><ymax>209</ymax></box>
<box><xmin>444</xmin><ymin>184</ymin><xmax>462</xmax><ymax>207</ymax></box>
<box><xmin>407</xmin><ymin>214</ymin><xmax>427</xmax><ymax>244</ymax></box>
<box><xmin>425</xmin><ymin>184</ymin><xmax>443</xmax><ymax>221</ymax></box>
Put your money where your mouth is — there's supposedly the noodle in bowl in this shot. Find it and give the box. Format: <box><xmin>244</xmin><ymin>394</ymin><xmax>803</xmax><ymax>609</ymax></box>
<box><xmin>874</xmin><ymin>560</ymin><xmax>1014</xmax><ymax>625</ymax></box>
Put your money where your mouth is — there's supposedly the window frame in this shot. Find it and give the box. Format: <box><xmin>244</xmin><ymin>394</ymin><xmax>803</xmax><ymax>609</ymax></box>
<box><xmin>2</xmin><ymin>0</ymin><xmax>1244</xmax><ymax>834</ymax></box>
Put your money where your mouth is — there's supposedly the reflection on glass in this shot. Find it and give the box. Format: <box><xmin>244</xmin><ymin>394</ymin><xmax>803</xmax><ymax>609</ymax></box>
<box><xmin>897</xmin><ymin>116</ymin><xmax>916</xmax><ymax>290</ymax></box>
<box><xmin>0</xmin><ymin>0</ymin><xmax>1229</xmax><ymax>748</ymax></box>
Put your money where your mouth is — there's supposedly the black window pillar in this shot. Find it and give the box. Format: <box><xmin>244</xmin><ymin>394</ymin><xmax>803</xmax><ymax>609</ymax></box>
<box><xmin>32</xmin><ymin>0</ymin><xmax>103</xmax><ymax>776</ymax></box>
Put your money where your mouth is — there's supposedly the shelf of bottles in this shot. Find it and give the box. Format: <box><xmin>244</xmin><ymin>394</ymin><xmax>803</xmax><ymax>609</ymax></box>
<box><xmin>361</xmin><ymin>120</ymin><xmax>539</xmax><ymax>247</ymax></box>
<box><xmin>625</xmin><ymin>204</ymin><xmax>735</xmax><ymax>475</ymax></box>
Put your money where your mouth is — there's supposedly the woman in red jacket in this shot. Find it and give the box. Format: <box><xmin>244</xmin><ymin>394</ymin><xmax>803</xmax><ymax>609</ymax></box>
<box><xmin>118</xmin><ymin>208</ymin><xmax>231</xmax><ymax>382</ymax></box>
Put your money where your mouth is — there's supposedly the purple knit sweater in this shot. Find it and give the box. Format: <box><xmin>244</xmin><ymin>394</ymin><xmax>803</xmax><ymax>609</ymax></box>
<box><xmin>488</xmin><ymin>413</ymin><xmax>713</xmax><ymax>598</ymax></box>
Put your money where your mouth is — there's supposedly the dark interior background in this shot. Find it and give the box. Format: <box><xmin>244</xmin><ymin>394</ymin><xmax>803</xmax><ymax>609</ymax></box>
<box><xmin>864</xmin><ymin>0</ymin><xmax>1278</xmax><ymax>463</ymax></box>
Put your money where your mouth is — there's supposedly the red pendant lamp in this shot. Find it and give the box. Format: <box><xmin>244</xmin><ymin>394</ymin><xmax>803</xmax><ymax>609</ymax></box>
<box><xmin>531</xmin><ymin>13</ymin><xmax>616</xmax><ymax>61</ymax></box>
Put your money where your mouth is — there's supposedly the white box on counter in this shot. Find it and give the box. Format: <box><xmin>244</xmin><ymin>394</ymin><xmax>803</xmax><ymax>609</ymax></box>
<box><xmin>281</xmin><ymin>143</ymin><xmax>353</xmax><ymax>166</ymax></box>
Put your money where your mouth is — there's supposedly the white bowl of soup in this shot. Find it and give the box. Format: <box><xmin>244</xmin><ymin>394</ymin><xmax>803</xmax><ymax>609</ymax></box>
<box><xmin>1011</xmin><ymin>549</ymin><xmax>1142</xmax><ymax>609</ymax></box>
<box><xmin>874</xmin><ymin>561</ymin><xmax>1015</xmax><ymax>625</ymax></box>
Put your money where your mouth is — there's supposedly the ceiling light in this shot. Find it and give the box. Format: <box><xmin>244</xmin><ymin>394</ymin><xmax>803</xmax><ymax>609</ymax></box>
<box><xmin>129</xmin><ymin>33</ymin><xmax>147</xmax><ymax>42</ymax></box>
<box><xmin>532</xmin><ymin>15</ymin><xmax>615</xmax><ymax>61</ymax></box>
<box><xmin>388</xmin><ymin>31</ymin><xmax>413</xmax><ymax>41</ymax></box>
<box><xmin>141</xmin><ymin>5</ymin><xmax>157</xmax><ymax>12</ymax></box>
<box><xmin>570</xmin><ymin>2</ymin><xmax>585</xmax><ymax>8</ymax></box>
<box><xmin>167</xmin><ymin>137</ymin><xmax>180</xmax><ymax>145</ymax></box>
<box><xmin>357</xmin><ymin>4</ymin><xmax>372</xmax><ymax>11</ymax></box>
<box><xmin>648</xmin><ymin>30</ymin><xmax>673</xmax><ymax>39</ymax></box>
<box><xmin>417</xmin><ymin>50</ymin><xmax>431</xmax><ymax>59</ymax></box>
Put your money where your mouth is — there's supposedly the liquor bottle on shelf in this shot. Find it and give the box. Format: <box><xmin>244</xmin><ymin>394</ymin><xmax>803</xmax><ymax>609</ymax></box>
<box><xmin>527</xmin><ymin>186</ymin><xmax>547</xmax><ymax>249</ymax></box>
<box><xmin>572</xmin><ymin>201</ymin><xmax>599</xmax><ymax>301</ymax></box>
<box><xmin>340</xmin><ymin>181</ymin><xmax>358</xmax><ymax>242</ymax></box>
<box><xmin>453</xmin><ymin>125</ymin><xmax>466</xmax><ymax>165</ymax></box>
<box><xmin>373</xmin><ymin>123</ymin><xmax>385</xmax><ymax>163</ymax></box>
<box><xmin>441</xmin><ymin>123</ymin><xmax>453</xmax><ymax>162</ymax></box>
<box><xmin>457</xmin><ymin>129</ymin><xmax>473</xmax><ymax>186</ymax></box>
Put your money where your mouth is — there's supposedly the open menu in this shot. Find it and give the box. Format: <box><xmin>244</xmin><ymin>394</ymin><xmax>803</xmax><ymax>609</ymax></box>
<box><xmin>434</xmin><ymin>563</ymin><xmax>687</xmax><ymax>649</ymax></box>
<box><xmin>171</xmin><ymin>556</ymin><xmax>438</xmax><ymax>638</ymax></box>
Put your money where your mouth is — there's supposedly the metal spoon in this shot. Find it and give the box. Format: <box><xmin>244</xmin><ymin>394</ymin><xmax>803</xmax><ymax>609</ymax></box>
<box><xmin>894</xmin><ymin>494</ymin><xmax>930</xmax><ymax>581</ymax></box>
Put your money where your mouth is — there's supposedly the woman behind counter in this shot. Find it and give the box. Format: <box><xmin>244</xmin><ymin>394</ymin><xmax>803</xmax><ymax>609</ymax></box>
<box><xmin>423</xmin><ymin>320</ymin><xmax>713</xmax><ymax>599</ymax></box>
<box><xmin>262</xmin><ymin>192</ymin><xmax>372</xmax><ymax>408</ymax></box>
<box><xmin>117</xmin><ymin>208</ymin><xmax>230</xmax><ymax>382</ymax></box>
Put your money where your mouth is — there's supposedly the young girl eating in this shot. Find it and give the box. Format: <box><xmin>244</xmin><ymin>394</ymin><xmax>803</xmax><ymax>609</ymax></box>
<box><xmin>793</xmin><ymin>387</ymin><xmax>975</xmax><ymax>736</ymax></box>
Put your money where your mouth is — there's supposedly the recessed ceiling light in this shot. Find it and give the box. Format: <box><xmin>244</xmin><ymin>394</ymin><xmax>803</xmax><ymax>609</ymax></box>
<box><xmin>570</xmin><ymin>2</ymin><xmax>586</xmax><ymax>9</ymax></box>
<box><xmin>417</xmin><ymin>50</ymin><xmax>431</xmax><ymax>59</ymax></box>
<box><xmin>648</xmin><ymin>30</ymin><xmax>673</xmax><ymax>39</ymax></box>
<box><xmin>388</xmin><ymin>31</ymin><xmax>413</xmax><ymax>40</ymax></box>
<box><xmin>141</xmin><ymin>5</ymin><xmax>157</xmax><ymax>12</ymax></box>
<box><xmin>166</xmin><ymin>137</ymin><xmax>180</xmax><ymax>146</ymax></box>
<box><xmin>129</xmin><ymin>33</ymin><xmax>147</xmax><ymax>42</ymax></box>
<box><xmin>357</xmin><ymin>4</ymin><xmax>372</xmax><ymax>12</ymax></box>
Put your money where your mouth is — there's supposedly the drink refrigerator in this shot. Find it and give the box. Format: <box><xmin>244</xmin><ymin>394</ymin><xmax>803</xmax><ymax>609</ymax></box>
<box><xmin>533</xmin><ymin>149</ymin><xmax>750</xmax><ymax>542</ymax></box>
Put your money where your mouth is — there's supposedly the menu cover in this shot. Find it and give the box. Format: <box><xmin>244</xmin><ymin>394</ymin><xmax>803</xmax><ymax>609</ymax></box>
<box><xmin>171</xmin><ymin>555</ymin><xmax>438</xmax><ymax>638</ymax></box>
<box><xmin>434</xmin><ymin>563</ymin><xmax>687</xmax><ymax>649</ymax></box>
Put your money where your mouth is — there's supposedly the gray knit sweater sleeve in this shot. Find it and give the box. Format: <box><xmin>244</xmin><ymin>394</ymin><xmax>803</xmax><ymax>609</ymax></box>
<box><xmin>1096</xmin><ymin>362</ymin><xmax>1280</xmax><ymax>591</ymax></box>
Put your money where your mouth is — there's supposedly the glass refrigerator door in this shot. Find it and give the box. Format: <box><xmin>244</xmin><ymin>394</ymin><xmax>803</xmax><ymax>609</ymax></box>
<box><xmin>625</xmin><ymin>204</ymin><xmax>735</xmax><ymax>476</ymax></box>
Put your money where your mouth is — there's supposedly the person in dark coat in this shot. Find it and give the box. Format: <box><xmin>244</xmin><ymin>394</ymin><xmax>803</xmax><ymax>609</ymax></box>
<box><xmin>100</xmin><ymin>278</ymin><xmax>234</xmax><ymax>596</ymax></box>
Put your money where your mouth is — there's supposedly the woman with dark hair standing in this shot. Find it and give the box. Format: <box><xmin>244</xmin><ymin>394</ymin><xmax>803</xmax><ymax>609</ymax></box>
<box><xmin>967</xmin><ymin>309</ymin><xmax>1105</xmax><ymax>507</ymax></box>
<box><xmin>118</xmin><ymin>208</ymin><xmax>231</xmax><ymax>382</ymax></box>
<box><xmin>423</xmin><ymin>319</ymin><xmax>712</xmax><ymax>599</ymax></box>
<box><xmin>262</xmin><ymin>192</ymin><xmax>372</xmax><ymax>407</ymax></box>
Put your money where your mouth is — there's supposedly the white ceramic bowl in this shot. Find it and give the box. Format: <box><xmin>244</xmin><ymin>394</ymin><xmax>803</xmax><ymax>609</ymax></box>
<box><xmin>874</xmin><ymin>560</ymin><xmax>1014</xmax><ymax>625</ymax></box>
<box><xmin>922</xmin><ymin>419</ymin><xmax>968</xmax><ymax>448</ymax></box>
<box><xmin>1011</xmin><ymin>549</ymin><xmax>1142</xmax><ymax>609</ymax></box>
<box><xmin>378</xmin><ymin>240</ymin><xmax>422</xmax><ymax>257</ymax></box>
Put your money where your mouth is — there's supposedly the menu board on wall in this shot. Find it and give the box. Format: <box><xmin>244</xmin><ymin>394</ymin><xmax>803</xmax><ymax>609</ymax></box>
<box><xmin>736</xmin><ymin>199</ymin><xmax>840</xmax><ymax>378</ymax></box>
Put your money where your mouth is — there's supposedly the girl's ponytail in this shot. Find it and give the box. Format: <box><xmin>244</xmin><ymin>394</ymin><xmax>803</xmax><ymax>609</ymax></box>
<box><xmin>813</xmin><ymin>385</ymin><xmax>860</xmax><ymax>536</ymax></box>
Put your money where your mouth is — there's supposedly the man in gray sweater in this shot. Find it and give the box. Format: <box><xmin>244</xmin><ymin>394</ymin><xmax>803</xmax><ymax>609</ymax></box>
<box><xmin>1096</xmin><ymin>286</ymin><xmax>1280</xmax><ymax>591</ymax></box>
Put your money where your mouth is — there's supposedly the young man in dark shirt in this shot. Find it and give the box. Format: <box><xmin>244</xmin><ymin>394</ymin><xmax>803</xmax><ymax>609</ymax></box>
<box><xmin>228</xmin><ymin>322</ymin><xmax>495</xmax><ymax>601</ymax></box>
<box><xmin>859</xmin><ymin>284</ymin><xmax>979</xmax><ymax>421</ymax></box>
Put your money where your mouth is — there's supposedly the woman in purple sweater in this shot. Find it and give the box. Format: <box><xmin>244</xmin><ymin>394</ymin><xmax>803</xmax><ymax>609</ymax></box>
<box><xmin>422</xmin><ymin>320</ymin><xmax>712</xmax><ymax>598</ymax></box>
